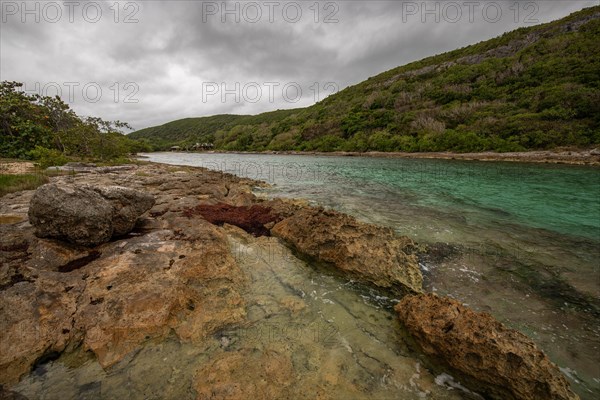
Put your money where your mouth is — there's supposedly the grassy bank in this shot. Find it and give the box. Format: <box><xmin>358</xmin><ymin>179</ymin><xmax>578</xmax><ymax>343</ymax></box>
<box><xmin>0</xmin><ymin>174</ymin><xmax>49</xmax><ymax>197</ymax></box>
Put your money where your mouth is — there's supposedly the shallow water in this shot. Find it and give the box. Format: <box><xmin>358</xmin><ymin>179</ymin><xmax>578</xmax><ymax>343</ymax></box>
<box><xmin>13</xmin><ymin>231</ymin><xmax>474</xmax><ymax>399</ymax></box>
<box><xmin>139</xmin><ymin>152</ymin><xmax>600</xmax><ymax>399</ymax></box>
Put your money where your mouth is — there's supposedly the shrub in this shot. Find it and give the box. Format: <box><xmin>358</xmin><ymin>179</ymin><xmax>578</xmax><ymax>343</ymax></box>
<box><xmin>28</xmin><ymin>146</ymin><xmax>70</xmax><ymax>169</ymax></box>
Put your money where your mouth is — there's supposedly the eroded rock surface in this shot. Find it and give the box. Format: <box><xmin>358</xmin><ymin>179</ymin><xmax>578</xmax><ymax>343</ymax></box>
<box><xmin>0</xmin><ymin>164</ymin><xmax>253</xmax><ymax>385</ymax></box>
<box><xmin>28</xmin><ymin>183</ymin><xmax>154</xmax><ymax>246</ymax></box>
<box><xmin>0</xmin><ymin>162</ymin><xmax>579</xmax><ymax>400</ymax></box>
<box><xmin>395</xmin><ymin>293</ymin><xmax>579</xmax><ymax>400</ymax></box>
<box><xmin>271</xmin><ymin>207</ymin><xmax>423</xmax><ymax>295</ymax></box>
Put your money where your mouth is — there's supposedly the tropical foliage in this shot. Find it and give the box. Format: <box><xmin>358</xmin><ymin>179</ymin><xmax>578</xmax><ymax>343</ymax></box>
<box><xmin>131</xmin><ymin>6</ymin><xmax>600</xmax><ymax>153</ymax></box>
<box><xmin>0</xmin><ymin>81</ymin><xmax>148</xmax><ymax>165</ymax></box>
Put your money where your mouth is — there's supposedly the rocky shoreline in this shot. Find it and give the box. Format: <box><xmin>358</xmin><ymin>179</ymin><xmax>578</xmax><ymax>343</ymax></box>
<box><xmin>158</xmin><ymin>148</ymin><xmax>600</xmax><ymax>166</ymax></box>
<box><xmin>0</xmin><ymin>162</ymin><xmax>579</xmax><ymax>399</ymax></box>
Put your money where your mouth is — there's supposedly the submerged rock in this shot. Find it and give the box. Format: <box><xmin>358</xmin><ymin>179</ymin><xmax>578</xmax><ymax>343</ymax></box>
<box><xmin>193</xmin><ymin>349</ymin><xmax>294</xmax><ymax>400</ymax></box>
<box><xmin>395</xmin><ymin>293</ymin><xmax>579</xmax><ymax>400</ymax></box>
<box><xmin>271</xmin><ymin>207</ymin><xmax>422</xmax><ymax>295</ymax></box>
<box><xmin>28</xmin><ymin>184</ymin><xmax>154</xmax><ymax>246</ymax></box>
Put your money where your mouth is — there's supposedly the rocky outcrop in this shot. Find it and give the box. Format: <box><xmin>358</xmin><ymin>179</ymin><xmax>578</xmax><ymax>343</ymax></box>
<box><xmin>0</xmin><ymin>212</ymin><xmax>247</xmax><ymax>384</ymax></box>
<box><xmin>0</xmin><ymin>165</ymin><xmax>252</xmax><ymax>385</ymax></box>
<box><xmin>395</xmin><ymin>293</ymin><xmax>579</xmax><ymax>400</ymax></box>
<box><xmin>271</xmin><ymin>207</ymin><xmax>422</xmax><ymax>294</ymax></box>
<box><xmin>46</xmin><ymin>162</ymin><xmax>136</xmax><ymax>174</ymax></box>
<box><xmin>28</xmin><ymin>184</ymin><xmax>155</xmax><ymax>246</ymax></box>
<box><xmin>0</xmin><ymin>162</ymin><xmax>580</xmax><ymax>399</ymax></box>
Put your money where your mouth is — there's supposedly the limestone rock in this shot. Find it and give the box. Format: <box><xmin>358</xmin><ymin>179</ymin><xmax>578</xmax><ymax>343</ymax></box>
<box><xmin>28</xmin><ymin>184</ymin><xmax>155</xmax><ymax>246</ymax></box>
<box><xmin>28</xmin><ymin>184</ymin><xmax>113</xmax><ymax>246</ymax></box>
<box><xmin>0</xmin><ymin>272</ymin><xmax>84</xmax><ymax>385</ymax></box>
<box><xmin>91</xmin><ymin>186</ymin><xmax>155</xmax><ymax>236</ymax></box>
<box><xmin>271</xmin><ymin>207</ymin><xmax>422</xmax><ymax>294</ymax></box>
<box><xmin>395</xmin><ymin>293</ymin><xmax>579</xmax><ymax>400</ymax></box>
<box><xmin>193</xmin><ymin>349</ymin><xmax>294</xmax><ymax>400</ymax></box>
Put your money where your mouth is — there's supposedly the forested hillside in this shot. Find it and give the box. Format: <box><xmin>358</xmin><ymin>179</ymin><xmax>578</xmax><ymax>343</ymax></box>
<box><xmin>131</xmin><ymin>6</ymin><xmax>600</xmax><ymax>153</ymax></box>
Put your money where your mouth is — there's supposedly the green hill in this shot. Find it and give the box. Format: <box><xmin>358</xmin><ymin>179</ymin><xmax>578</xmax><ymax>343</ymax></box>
<box><xmin>131</xmin><ymin>6</ymin><xmax>600</xmax><ymax>153</ymax></box>
<box><xmin>129</xmin><ymin>110</ymin><xmax>300</xmax><ymax>150</ymax></box>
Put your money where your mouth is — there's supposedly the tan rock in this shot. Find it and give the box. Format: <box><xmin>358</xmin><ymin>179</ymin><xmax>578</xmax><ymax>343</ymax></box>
<box><xmin>0</xmin><ymin>166</ymin><xmax>249</xmax><ymax>384</ymax></box>
<box><xmin>271</xmin><ymin>207</ymin><xmax>422</xmax><ymax>294</ymax></box>
<box><xmin>395</xmin><ymin>293</ymin><xmax>579</xmax><ymax>400</ymax></box>
<box><xmin>193</xmin><ymin>349</ymin><xmax>294</xmax><ymax>400</ymax></box>
<box><xmin>0</xmin><ymin>272</ymin><xmax>84</xmax><ymax>384</ymax></box>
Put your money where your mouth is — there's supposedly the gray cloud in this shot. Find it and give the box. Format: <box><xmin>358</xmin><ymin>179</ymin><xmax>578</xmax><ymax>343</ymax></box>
<box><xmin>1</xmin><ymin>0</ymin><xmax>596</xmax><ymax>130</ymax></box>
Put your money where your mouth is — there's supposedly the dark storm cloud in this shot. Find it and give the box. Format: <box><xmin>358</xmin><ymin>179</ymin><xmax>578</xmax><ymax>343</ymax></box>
<box><xmin>1</xmin><ymin>0</ymin><xmax>597</xmax><ymax>130</ymax></box>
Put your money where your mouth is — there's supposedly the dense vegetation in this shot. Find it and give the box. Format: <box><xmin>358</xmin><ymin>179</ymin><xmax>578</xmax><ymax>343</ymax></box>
<box><xmin>0</xmin><ymin>81</ymin><xmax>148</xmax><ymax>167</ymax></box>
<box><xmin>131</xmin><ymin>6</ymin><xmax>600</xmax><ymax>153</ymax></box>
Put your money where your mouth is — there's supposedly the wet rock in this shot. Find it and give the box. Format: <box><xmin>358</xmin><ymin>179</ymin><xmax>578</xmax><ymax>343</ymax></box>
<box><xmin>73</xmin><ymin>217</ymin><xmax>246</xmax><ymax>368</ymax></box>
<box><xmin>395</xmin><ymin>293</ymin><xmax>579</xmax><ymax>400</ymax></box>
<box><xmin>28</xmin><ymin>184</ymin><xmax>154</xmax><ymax>246</ymax></box>
<box><xmin>0</xmin><ymin>219</ymin><xmax>246</xmax><ymax>383</ymax></box>
<box><xmin>418</xmin><ymin>242</ymin><xmax>462</xmax><ymax>264</ymax></box>
<box><xmin>271</xmin><ymin>207</ymin><xmax>422</xmax><ymax>294</ymax></box>
<box><xmin>193</xmin><ymin>349</ymin><xmax>294</xmax><ymax>400</ymax></box>
<box><xmin>0</xmin><ymin>386</ymin><xmax>29</xmax><ymax>399</ymax></box>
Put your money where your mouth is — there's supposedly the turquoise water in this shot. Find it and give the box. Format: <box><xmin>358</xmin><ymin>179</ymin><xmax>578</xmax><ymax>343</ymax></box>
<box><xmin>142</xmin><ymin>152</ymin><xmax>600</xmax><ymax>399</ymax></box>
<box><xmin>142</xmin><ymin>152</ymin><xmax>599</xmax><ymax>240</ymax></box>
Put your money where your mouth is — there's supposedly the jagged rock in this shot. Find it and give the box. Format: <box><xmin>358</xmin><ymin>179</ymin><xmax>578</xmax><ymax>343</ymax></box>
<box><xmin>28</xmin><ymin>184</ymin><xmax>154</xmax><ymax>246</ymax></box>
<box><xmin>73</xmin><ymin>217</ymin><xmax>246</xmax><ymax>368</ymax></box>
<box><xmin>0</xmin><ymin>164</ymin><xmax>258</xmax><ymax>386</ymax></box>
<box><xmin>395</xmin><ymin>293</ymin><xmax>579</xmax><ymax>400</ymax></box>
<box><xmin>271</xmin><ymin>207</ymin><xmax>422</xmax><ymax>294</ymax></box>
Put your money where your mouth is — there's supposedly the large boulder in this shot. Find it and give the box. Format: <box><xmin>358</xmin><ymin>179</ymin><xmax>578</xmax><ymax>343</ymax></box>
<box><xmin>91</xmin><ymin>186</ymin><xmax>155</xmax><ymax>236</ymax></box>
<box><xmin>271</xmin><ymin>207</ymin><xmax>422</xmax><ymax>295</ymax></box>
<box><xmin>395</xmin><ymin>293</ymin><xmax>579</xmax><ymax>400</ymax></box>
<box><xmin>28</xmin><ymin>184</ymin><xmax>154</xmax><ymax>246</ymax></box>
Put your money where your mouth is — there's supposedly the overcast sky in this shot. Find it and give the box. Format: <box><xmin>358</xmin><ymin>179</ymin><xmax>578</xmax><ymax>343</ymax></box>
<box><xmin>1</xmin><ymin>0</ymin><xmax>597</xmax><ymax>131</ymax></box>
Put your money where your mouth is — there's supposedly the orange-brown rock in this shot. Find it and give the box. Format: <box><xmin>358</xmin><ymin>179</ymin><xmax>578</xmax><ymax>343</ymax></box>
<box><xmin>395</xmin><ymin>293</ymin><xmax>579</xmax><ymax>400</ymax></box>
<box><xmin>271</xmin><ymin>207</ymin><xmax>422</xmax><ymax>294</ymax></box>
<box><xmin>0</xmin><ymin>164</ymin><xmax>252</xmax><ymax>385</ymax></box>
<box><xmin>193</xmin><ymin>349</ymin><xmax>294</xmax><ymax>400</ymax></box>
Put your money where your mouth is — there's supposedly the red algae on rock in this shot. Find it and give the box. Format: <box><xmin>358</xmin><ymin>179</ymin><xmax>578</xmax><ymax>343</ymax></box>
<box><xmin>183</xmin><ymin>202</ymin><xmax>281</xmax><ymax>237</ymax></box>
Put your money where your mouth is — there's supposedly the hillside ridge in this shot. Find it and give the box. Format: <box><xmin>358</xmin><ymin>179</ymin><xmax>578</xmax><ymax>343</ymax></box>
<box><xmin>130</xmin><ymin>6</ymin><xmax>600</xmax><ymax>153</ymax></box>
